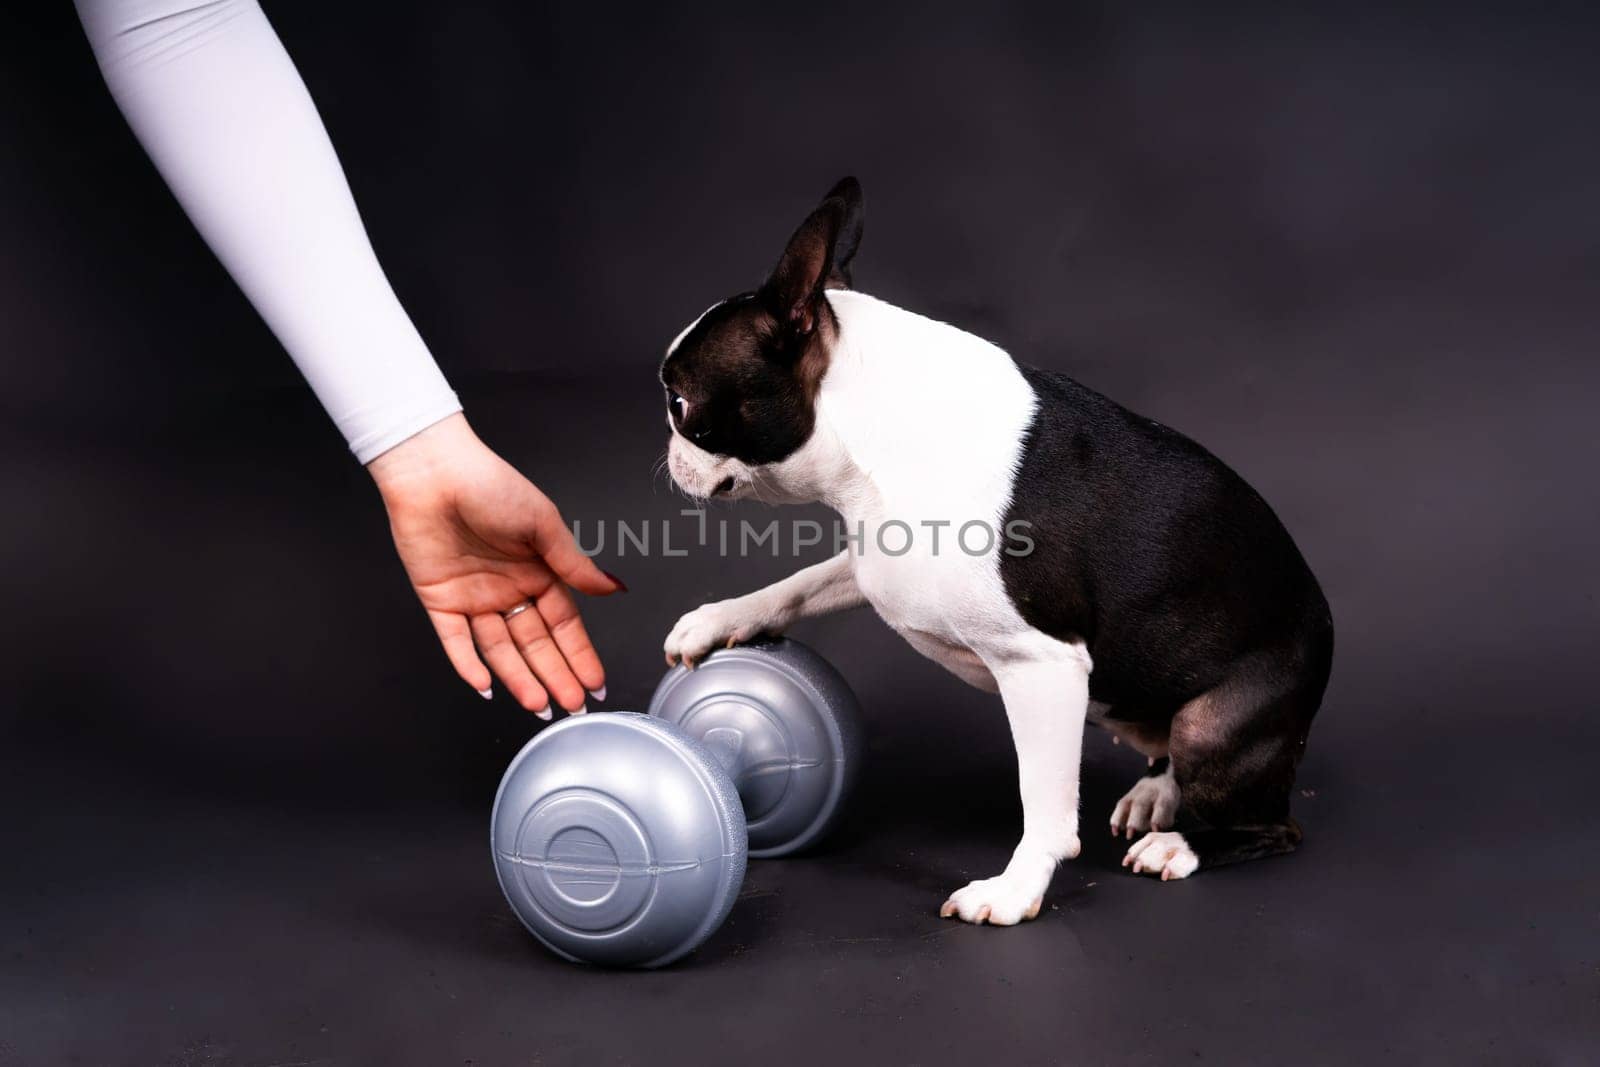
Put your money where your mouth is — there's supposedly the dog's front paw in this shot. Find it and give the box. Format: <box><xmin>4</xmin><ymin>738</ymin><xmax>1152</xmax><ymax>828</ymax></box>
<box><xmin>939</xmin><ymin>874</ymin><xmax>1046</xmax><ymax>926</ymax></box>
<box><xmin>663</xmin><ymin>599</ymin><xmax>773</xmax><ymax>668</ymax></box>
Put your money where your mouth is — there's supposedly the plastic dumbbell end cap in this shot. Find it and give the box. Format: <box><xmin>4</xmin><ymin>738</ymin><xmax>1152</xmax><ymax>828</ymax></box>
<box><xmin>648</xmin><ymin>637</ymin><xmax>862</xmax><ymax>857</ymax></box>
<box><xmin>490</xmin><ymin>713</ymin><xmax>747</xmax><ymax>968</ymax></box>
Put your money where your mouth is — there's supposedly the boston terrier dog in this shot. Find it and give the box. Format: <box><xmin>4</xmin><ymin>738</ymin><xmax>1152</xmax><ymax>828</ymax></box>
<box><xmin>659</xmin><ymin>178</ymin><xmax>1333</xmax><ymax>925</ymax></box>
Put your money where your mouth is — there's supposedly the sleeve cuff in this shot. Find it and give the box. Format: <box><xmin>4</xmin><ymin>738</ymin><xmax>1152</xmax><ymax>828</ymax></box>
<box><xmin>347</xmin><ymin>393</ymin><xmax>464</xmax><ymax>464</ymax></box>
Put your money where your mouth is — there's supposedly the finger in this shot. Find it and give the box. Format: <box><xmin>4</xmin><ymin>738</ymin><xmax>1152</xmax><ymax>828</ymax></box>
<box><xmin>505</xmin><ymin>603</ymin><xmax>586</xmax><ymax>713</ymax></box>
<box><xmin>529</xmin><ymin>508</ymin><xmax>624</xmax><ymax>597</ymax></box>
<box><xmin>470</xmin><ymin>613</ymin><xmax>551</xmax><ymax>718</ymax></box>
<box><xmin>532</xmin><ymin>584</ymin><xmax>606</xmax><ymax>697</ymax></box>
<box><xmin>429</xmin><ymin>610</ymin><xmax>492</xmax><ymax>697</ymax></box>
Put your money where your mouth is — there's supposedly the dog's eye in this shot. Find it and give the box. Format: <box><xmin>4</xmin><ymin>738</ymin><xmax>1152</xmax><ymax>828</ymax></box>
<box><xmin>667</xmin><ymin>391</ymin><xmax>688</xmax><ymax>423</ymax></box>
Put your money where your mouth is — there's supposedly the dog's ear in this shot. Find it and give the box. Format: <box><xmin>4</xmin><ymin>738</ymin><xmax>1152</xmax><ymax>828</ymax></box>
<box><xmin>821</xmin><ymin>176</ymin><xmax>864</xmax><ymax>289</ymax></box>
<box><xmin>763</xmin><ymin>176</ymin><xmax>865</xmax><ymax>335</ymax></box>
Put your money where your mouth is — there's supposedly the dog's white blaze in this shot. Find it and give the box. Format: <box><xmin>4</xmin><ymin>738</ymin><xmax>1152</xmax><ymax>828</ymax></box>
<box><xmin>662</xmin><ymin>298</ymin><xmax>753</xmax><ymax>501</ymax></box>
<box><xmin>665</xmin><ymin>300</ymin><xmax>725</xmax><ymax>357</ymax></box>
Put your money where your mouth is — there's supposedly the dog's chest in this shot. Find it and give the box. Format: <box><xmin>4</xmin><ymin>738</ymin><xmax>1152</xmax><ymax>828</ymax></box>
<box><xmin>850</xmin><ymin>540</ymin><xmax>984</xmax><ymax>629</ymax></box>
<box><xmin>847</xmin><ymin>534</ymin><xmax>1012</xmax><ymax>690</ymax></box>
<box><xmin>811</xmin><ymin>290</ymin><xmax>1047</xmax><ymax>675</ymax></box>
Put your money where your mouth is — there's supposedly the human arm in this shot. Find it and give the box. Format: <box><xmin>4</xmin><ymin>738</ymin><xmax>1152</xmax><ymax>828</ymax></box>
<box><xmin>74</xmin><ymin>0</ymin><xmax>621</xmax><ymax>712</ymax></box>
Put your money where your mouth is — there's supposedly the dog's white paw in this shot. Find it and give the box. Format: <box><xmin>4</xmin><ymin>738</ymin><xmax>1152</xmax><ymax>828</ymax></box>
<box><xmin>663</xmin><ymin>599</ymin><xmax>773</xmax><ymax>667</ymax></box>
<box><xmin>1110</xmin><ymin>772</ymin><xmax>1180</xmax><ymax>839</ymax></box>
<box><xmin>939</xmin><ymin>873</ymin><xmax>1047</xmax><ymax>926</ymax></box>
<box><xmin>1122</xmin><ymin>831</ymin><xmax>1200</xmax><ymax>881</ymax></box>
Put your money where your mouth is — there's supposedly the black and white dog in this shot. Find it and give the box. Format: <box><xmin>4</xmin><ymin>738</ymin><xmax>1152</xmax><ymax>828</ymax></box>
<box><xmin>659</xmin><ymin>178</ymin><xmax>1333</xmax><ymax>925</ymax></box>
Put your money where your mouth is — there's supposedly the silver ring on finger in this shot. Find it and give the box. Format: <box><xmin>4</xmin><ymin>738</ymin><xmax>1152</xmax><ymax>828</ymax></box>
<box><xmin>502</xmin><ymin>601</ymin><xmax>533</xmax><ymax>621</ymax></box>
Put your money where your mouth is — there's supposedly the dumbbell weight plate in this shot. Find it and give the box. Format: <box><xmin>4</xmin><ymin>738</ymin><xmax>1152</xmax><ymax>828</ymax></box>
<box><xmin>648</xmin><ymin>637</ymin><xmax>862</xmax><ymax>858</ymax></box>
<box><xmin>490</xmin><ymin>713</ymin><xmax>747</xmax><ymax>968</ymax></box>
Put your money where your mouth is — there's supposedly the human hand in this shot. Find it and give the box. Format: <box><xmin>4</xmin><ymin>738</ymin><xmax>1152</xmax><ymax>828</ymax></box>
<box><xmin>367</xmin><ymin>414</ymin><xmax>623</xmax><ymax>718</ymax></box>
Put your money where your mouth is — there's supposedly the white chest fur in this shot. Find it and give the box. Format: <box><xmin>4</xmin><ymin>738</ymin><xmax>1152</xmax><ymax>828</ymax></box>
<box><xmin>804</xmin><ymin>291</ymin><xmax>1043</xmax><ymax>674</ymax></box>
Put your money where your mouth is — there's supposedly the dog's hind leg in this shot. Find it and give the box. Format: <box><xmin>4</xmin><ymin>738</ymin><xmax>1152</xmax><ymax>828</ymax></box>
<box><xmin>1123</xmin><ymin>641</ymin><xmax>1330</xmax><ymax>880</ymax></box>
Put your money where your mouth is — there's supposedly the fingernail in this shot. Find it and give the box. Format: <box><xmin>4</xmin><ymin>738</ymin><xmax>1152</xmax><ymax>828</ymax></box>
<box><xmin>570</xmin><ymin>704</ymin><xmax>588</xmax><ymax>716</ymax></box>
<box><xmin>602</xmin><ymin>570</ymin><xmax>629</xmax><ymax>593</ymax></box>
<box><xmin>588</xmin><ymin>685</ymin><xmax>607</xmax><ymax>702</ymax></box>
<box><xmin>535</xmin><ymin>704</ymin><xmax>553</xmax><ymax>721</ymax></box>
<box><xmin>478</xmin><ymin>688</ymin><xmax>493</xmax><ymax>701</ymax></box>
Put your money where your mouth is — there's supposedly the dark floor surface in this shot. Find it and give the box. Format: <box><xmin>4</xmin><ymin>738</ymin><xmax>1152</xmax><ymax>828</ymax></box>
<box><xmin>2</xmin><ymin>375</ymin><xmax>1596</xmax><ymax>1066</ymax></box>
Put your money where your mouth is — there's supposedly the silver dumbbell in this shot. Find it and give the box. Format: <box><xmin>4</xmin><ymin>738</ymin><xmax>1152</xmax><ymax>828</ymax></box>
<box><xmin>490</xmin><ymin>638</ymin><xmax>862</xmax><ymax>968</ymax></box>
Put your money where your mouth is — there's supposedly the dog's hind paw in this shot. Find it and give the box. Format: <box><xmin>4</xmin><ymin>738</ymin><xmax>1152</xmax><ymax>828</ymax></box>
<box><xmin>1122</xmin><ymin>831</ymin><xmax>1199</xmax><ymax>881</ymax></box>
<box><xmin>1109</xmin><ymin>770</ymin><xmax>1179</xmax><ymax>839</ymax></box>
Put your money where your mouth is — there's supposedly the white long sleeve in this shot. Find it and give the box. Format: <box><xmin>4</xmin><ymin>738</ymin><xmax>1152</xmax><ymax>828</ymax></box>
<box><xmin>75</xmin><ymin>0</ymin><xmax>462</xmax><ymax>462</ymax></box>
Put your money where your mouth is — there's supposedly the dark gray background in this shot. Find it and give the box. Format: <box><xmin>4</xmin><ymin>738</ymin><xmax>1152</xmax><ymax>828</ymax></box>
<box><xmin>2</xmin><ymin>2</ymin><xmax>1596</xmax><ymax>1064</ymax></box>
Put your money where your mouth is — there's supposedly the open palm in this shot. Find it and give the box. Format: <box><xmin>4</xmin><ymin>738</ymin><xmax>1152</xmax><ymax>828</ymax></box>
<box><xmin>372</xmin><ymin>415</ymin><xmax>621</xmax><ymax>717</ymax></box>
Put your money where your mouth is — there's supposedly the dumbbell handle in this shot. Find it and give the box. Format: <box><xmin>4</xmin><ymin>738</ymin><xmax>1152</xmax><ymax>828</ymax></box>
<box><xmin>699</xmin><ymin>727</ymin><xmax>746</xmax><ymax>776</ymax></box>
<box><xmin>694</xmin><ymin>723</ymin><xmax>832</xmax><ymax>790</ymax></box>
<box><xmin>694</xmin><ymin>723</ymin><xmax>823</xmax><ymax>795</ymax></box>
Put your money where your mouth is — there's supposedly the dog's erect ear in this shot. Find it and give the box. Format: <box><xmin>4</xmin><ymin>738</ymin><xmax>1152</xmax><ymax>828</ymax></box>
<box><xmin>821</xmin><ymin>176</ymin><xmax>864</xmax><ymax>289</ymax></box>
<box><xmin>763</xmin><ymin>176</ymin><xmax>866</xmax><ymax>334</ymax></box>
